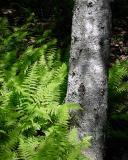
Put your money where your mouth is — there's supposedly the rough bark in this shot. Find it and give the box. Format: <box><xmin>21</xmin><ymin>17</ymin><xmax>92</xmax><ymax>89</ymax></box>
<box><xmin>66</xmin><ymin>0</ymin><xmax>111</xmax><ymax>159</ymax></box>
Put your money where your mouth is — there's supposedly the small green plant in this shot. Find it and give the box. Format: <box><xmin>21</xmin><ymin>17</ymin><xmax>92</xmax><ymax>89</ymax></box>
<box><xmin>109</xmin><ymin>60</ymin><xmax>128</xmax><ymax>110</ymax></box>
<box><xmin>108</xmin><ymin>60</ymin><xmax>128</xmax><ymax>138</ymax></box>
<box><xmin>0</xmin><ymin>16</ymin><xmax>90</xmax><ymax>160</ymax></box>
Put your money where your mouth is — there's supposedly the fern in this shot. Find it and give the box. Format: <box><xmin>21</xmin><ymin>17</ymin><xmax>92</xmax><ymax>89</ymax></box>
<box><xmin>108</xmin><ymin>60</ymin><xmax>128</xmax><ymax>138</ymax></box>
<box><xmin>0</xmin><ymin>16</ymin><xmax>90</xmax><ymax>160</ymax></box>
<box><xmin>109</xmin><ymin>60</ymin><xmax>128</xmax><ymax>110</ymax></box>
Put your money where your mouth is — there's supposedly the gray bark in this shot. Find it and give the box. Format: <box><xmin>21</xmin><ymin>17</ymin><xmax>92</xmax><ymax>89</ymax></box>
<box><xmin>66</xmin><ymin>0</ymin><xmax>111</xmax><ymax>160</ymax></box>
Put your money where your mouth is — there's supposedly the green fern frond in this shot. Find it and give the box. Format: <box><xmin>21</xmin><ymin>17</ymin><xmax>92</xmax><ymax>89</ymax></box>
<box><xmin>108</xmin><ymin>60</ymin><xmax>128</xmax><ymax>139</ymax></box>
<box><xmin>109</xmin><ymin>60</ymin><xmax>128</xmax><ymax>106</ymax></box>
<box><xmin>18</xmin><ymin>137</ymin><xmax>40</xmax><ymax>160</ymax></box>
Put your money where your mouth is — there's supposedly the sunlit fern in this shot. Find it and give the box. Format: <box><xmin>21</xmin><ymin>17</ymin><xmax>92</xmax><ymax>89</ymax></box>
<box><xmin>0</xmin><ymin>16</ymin><xmax>90</xmax><ymax>160</ymax></box>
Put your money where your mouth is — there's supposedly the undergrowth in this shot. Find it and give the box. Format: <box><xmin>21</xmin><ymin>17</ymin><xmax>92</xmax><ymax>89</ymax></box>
<box><xmin>108</xmin><ymin>60</ymin><xmax>128</xmax><ymax>138</ymax></box>
<box><xmin>0</xmin><ymin>15</ymin><xmax>90</xmax><ymax>160</ymax></box>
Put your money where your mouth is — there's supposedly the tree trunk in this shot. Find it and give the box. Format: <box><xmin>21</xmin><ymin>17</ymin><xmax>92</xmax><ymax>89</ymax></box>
<box><xmin>66</xmin><ymin>0</ymin><xmax>111</xmax><ymax>159</ymax></box>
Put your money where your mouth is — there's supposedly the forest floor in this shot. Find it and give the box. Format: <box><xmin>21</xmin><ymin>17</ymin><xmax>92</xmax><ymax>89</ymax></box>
<box><xmin>110</xmin><ymin>17</ymin><xmax>128</xmax><ymax>64</ymax></box>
